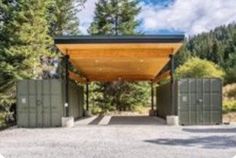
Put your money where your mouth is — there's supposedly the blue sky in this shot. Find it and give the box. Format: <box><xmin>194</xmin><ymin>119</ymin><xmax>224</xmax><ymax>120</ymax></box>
<box><xmin>78</xmin><ymin>0</ymin><xmax>236</xmax><ymax>36</ymax></box>
<box><xmin>142</xmin><ymin>0</ymin><xmax>174</xmax><ymax>6</ymax></box>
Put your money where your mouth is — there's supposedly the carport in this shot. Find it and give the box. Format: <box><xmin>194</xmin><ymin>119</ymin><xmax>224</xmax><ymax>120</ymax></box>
<box><xmin>54</xmin><ymin>35</ymin><xmax>184</xmax><ymax>120</ymax></box>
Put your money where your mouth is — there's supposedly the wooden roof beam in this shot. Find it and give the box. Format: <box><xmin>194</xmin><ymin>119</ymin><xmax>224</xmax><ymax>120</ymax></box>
<box><xmin>69</xmin><ymin>71</ymin><xmax>87</xmax><ymax>83</ymax></box>
<box><xmin>67</xmin><ymin>48</ymin><xmax>173</xmax><ymax>58</ymax></box>
<box><xmin>152</xmin><ymin>70</ymin><xmax>171</xmax><ymax>83</ymax></box>
<box><xmin>88</xmin><ymin>74</ymin><xmax>154</xmax><ymax>81</ymax></box>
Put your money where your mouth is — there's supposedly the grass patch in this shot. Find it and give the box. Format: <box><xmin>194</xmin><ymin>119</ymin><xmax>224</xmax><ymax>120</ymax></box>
<box><xmin>223</xmin><ymin>100</ymin><xmax>236</xmax><ymax>113</ymax></box>
<box><xmin>0</xmin><ymin>112</ymin><xmax>7</xmax><ymax>129</ymax></box>
<box><xmin>131</xmin><ymin>105</ymin><xmax>149</xmax><ymax>114</ymax></box>
<box><xmin>90</xmin><ymin>104</ymin><xmax>150</xmax><ymax>115</ymax></box>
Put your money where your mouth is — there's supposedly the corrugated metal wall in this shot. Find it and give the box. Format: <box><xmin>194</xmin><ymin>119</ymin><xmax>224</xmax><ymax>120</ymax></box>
<box><xmin>17</xmin><ymin>80</ymin><xmax>84</xmax><ymax>127</ymax></box>
<box><xmin>68</xmin><ymin>81</ymin><xmax>84</xmax><ymax>119</ymax></box>
<box><xmin>178</xmin><ymin>79</ymin><xmax>222</xmax><ymax>125</ymax></box>
<box><xmin>156</xmin><ymin>78</ymin><xmax>222</xmax><ymax>125</ymax></box>
<box><xmin>156</xmin><ymin>82</ymin><xmax>172</xmax><ymax>118</ymax></box>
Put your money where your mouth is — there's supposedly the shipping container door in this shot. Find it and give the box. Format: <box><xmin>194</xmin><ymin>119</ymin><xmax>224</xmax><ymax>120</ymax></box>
<box><xmin>51</xmin><ymin>80</ymin><xmax>63</xmax><ymax>126</ymax></box>
<box><xmin>202</xmin><ymin>79</ymin><xmax>222</xmax><ymax>125</ymax></box>
<box><xmin>28</xmin><ymin>81</ymin><xmax>37</xmax><ymax>127</ymax></box>
<box><xmin>202</xmin><ymin>79</ymin><xmax>211</xmax><ymax>125</ymax></box>
<box><xmin>179</xmin><ymin>79</ymin><xmax>222</xmax><ymax>125</ymax></box>
<box><xmin>196</xmin><ymin>79</ymin><xmax>203</xmax><ymax>124</ymax></box>
<box><xmin>36</xmin><ymin>80</ymin><xmax>43</xmax><ymax>127</ymax></box>
<box><xmin>208</xmin><ymin>79</ymin><xmax>222</xmax><ymax>124</ymax></box>
<box><xmin>189</xmin><ymin>79</ymin><xmax>198</xmax><ymax>125</ymax></box>
<box><xmin>42</xmin><ymin>80</ymin><xmax>51</xmax><ymax>127</ymax></box>
<box><xmin>179</xmin><ymin>79</ymin><xmax>202</xmax><ymax>125</ymax></box>
<box><xmin>17</xmin><ymin>80</ymin><xmax>29</xmax><ymax>127</ymax></box>
<box><xmin>178</xmin><ymin>79</ymin><xmax>191</xmax><ymax>125</ymax></box>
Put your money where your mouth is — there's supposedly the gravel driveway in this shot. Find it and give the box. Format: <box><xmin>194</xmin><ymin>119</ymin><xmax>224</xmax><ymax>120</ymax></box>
<box><xmin>0</xmin><ymin>116</ymin><xmax>236</xmax><ymax>158</ymax></box>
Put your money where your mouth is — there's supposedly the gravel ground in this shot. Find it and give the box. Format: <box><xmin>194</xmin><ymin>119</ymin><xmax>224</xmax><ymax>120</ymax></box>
<box><xmin>0</xmin><ymin>116</ymin><xmax>236</xmax><ymax>158</ymax></box>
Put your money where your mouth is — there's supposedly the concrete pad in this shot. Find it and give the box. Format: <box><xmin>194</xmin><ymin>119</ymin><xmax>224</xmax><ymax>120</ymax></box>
<box><xmin>153</xmin><ymin>116</ymin><xmax>166</xmax><ymax>124</ymax></box>
<box><xmin>74</xmin><ymin>116</ymin><xmax>98</xmax><ymax>126</ymax></box>
<box><xmin>98</xmin><ymin>116</ymin><xmax>111</xmax><ymax>125</ymax></box>
<box><xmin>61</xmin><ymin>117</ymin><xmax>74</xmax><ymax>127</ymax></box>
<box><xmin>108</xmin><ymin>116</ymin><xmax>165</xmax><ymax>125</ymax></box>
<box><xmin>166</xmin><ymin>115</ymin><xmax>179</xmax><ymax>126</ymax></box>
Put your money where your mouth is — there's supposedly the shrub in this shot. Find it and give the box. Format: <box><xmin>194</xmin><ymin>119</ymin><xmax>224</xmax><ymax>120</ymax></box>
<box><xmin>131</xmin><ymin>105</ymin><xmax>148</xmax><ymax>114</ymax></box>
<box><xmin>90</xmin><ymin>105</ymin><xmax>102</xmax><ymax>115</ymax></box>
<box><xmin>223</xmin><ymin>83</ymin><xmax>236</xmax><ymax>100</ymax></box>
<box><xmin>223</xmin><ymin>100</ymin><xmax>236</xmax><ymax>113</ymax></box>
<box><xmin>176</xmin><ymin>57</ymin><xmax>225</xmax><ymax>79</ymax></box>
<box><xmin>0</xmin><ymin>113</ymin><xmax>5</xmax><ymax>127</ymax></box>
<box><xmin>0</xmin><ymin>93</ymin><xmax>15</xmax><ymax>128</ymax></box>
<box><xmin>225</xmin><ymin>66</ymin><xmax>236</xmax><ymax>84</ymax></box>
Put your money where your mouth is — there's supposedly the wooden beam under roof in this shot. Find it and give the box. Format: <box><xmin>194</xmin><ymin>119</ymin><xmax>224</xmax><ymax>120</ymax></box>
<box><xmin>88</xmin><ymin>74</ymin><xmax>154</xmax><ymax>82</ymax></box>
<box><xmin>69</xmin><ymin>71</ymin><xmax>87</xmax><ymax>83</ymax></box>
<box><xmin>152</xmin><ymin>70</ymin><xmax>171</xmax><ymax>83</ymax></box>
<box><xmin>67</xmin><ymin>48</ymin><xmax>173</xmax><ymax>58</ymax></box>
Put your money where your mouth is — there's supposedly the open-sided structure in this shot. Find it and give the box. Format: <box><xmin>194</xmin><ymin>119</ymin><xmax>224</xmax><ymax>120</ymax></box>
<box><xmin>55</xmin><ymin>35</ymin><xmax>184</xmax><ymax>82</ymax></box>
<box><xmin>16</xmin><ymin>35</ymin><xmax>223</xmax><ymax>127</ymax></box>
<box><xmin>54</xmin><ymin>35</ymin><xmax>185</xmax><ymax>119</ymax></box>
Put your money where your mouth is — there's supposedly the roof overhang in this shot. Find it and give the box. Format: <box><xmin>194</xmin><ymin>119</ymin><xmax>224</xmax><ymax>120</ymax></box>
<box><xmin>55</xmin><ymin>35</ymin><xmax>184</xmax><ymax>82</ymax></box>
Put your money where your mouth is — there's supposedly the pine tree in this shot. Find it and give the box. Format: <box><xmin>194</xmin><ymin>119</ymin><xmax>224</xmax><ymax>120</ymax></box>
<box><xmin>47</xmin><ymin>0</ymin><xmax>85</xmax><ymax>36</ymax></box>
<box><xmin>88</xmin><ymin>0</ymin><xmax>150</xmax><ymax>113</ymax></box>
<box><xmin>88</xmin><ymin>0</ymin><xmax>140</xmax><ymax>35</ymax></box>
<box><xmin>0</xmin><ymin>0</ymin><xmax>52</xmax><ymax>122</ymax></box>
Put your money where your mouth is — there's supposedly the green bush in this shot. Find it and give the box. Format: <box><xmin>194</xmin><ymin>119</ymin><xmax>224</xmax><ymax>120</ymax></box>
<box><xmin>225</xmin><ymin>66</ymin><xmax>236</xmax><ymax>84</ymax></box>
<box><xmin>131</xmin><ymin>105</ymin><xmax>148</xmax><ymax>114</ymax></box>
<box><xmin>0</xmin><ymin>93</ymin><xmax>15</xmax><ymax>128</ymax></box>
<box><xmin>176</xmin><ymin>57</ymin><xmax>225</xmax><ymax>79</ymax></box>
<box><xmin>223</xmin><ymin>100</ymin><xmax>236</xmax><ymax>113</ymax></box>
<box><xmin>90</xmin><ymin>105</ymin><xmax>102</xmax><ymax>115</ymax></box>
<box><xmin>90</xmin><ymin>104</ymin><xmax>116</xmax><ymax>115</ymax></box>
<box><xmin>0</xmin><ymin>113</ymin><xmax>5</xmax><ymax>127</ymax></box>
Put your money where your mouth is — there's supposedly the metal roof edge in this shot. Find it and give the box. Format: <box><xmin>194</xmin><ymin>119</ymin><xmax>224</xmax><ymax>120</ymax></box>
<box><xmin>54</xmin><ymin>34</ymin><xmax>185</xmax><ymax>44</ymax></box>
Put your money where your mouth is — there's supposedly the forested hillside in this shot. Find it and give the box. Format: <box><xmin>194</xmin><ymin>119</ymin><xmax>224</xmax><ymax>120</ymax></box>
<box><xmin>176</xmin><ymin>23</ymin><xmax>236</xmax><ymax>84</ymax></box>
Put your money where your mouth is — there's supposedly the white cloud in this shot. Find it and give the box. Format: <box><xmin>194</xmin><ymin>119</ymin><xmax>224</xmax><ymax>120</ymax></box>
<box><xmin>77</xmin><ymin>0</ymin><xmax>236</xmax><ymax>35</ymax></box>
<box><xmin>139</xmin><ymin>0</ymin><xmax>236</xmax><ymax>35</ymax></box>
<box><xmin>77</xmin><ymin>0</ymin><xmax>98</xmax><ymax>34</ymax></box>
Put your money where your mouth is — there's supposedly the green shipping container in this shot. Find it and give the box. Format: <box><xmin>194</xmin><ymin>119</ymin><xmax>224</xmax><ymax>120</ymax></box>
<box><xmin>156</xmin><ymin>78</ymin><xmax>222</xmax><ymax>125</ymax></box>
<box><xmin>17</xmin><ymin>79</ymin><xmax>84</xmax><ymax>128</ymax></box>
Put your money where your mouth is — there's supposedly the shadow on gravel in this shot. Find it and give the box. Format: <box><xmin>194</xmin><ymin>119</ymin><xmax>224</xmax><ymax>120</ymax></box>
<box><xmin>108</xmin><ymin>116</ymin><xmax>165</xmax><ymax>125</ymax></box>
<box><xmin>89</xmin><ymin>115</ymin><xmax>104</xmax><ymax>125</ymax></box>
<box><xmin>182</xmin><ymin>128</ymin><xmax>236</xmax><ymax>133</ymax></box>
<box><xmin>144</xmin><ymin>136</ymin><xmax>236</xmax><ymax>149</ymax></box>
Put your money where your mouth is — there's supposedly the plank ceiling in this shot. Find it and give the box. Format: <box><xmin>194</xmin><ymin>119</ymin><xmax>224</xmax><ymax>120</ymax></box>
<box><xmin>55</xmin><ymin>35</ymin><xmax>184</xmax><ymax>81</ymax></box>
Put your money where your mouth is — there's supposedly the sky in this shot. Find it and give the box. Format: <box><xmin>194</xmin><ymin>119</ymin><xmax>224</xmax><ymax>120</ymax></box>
<box><xmin>77</xmin><ymin>0</ymin><xmax>236</xmax><ymax>36</ymax></box>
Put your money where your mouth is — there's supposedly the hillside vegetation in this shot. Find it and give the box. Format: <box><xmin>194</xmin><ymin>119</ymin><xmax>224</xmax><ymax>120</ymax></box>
<box><xmin>176</xmin><ymin>23</ymin><xmax>236</xmax><ymax>84</ymax></box>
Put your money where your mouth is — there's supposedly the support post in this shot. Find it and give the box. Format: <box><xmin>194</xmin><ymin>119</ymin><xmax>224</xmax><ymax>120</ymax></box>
<box><xmin>86</xmin><ymin>81</ymin><xmax>89</xmax><ymax>111</ymax></box>
<box><xmin>65</xmin><ymin>54</ymin><xmax>69</xmax><ymax>117</ymax></box>
<box><xmin>170</xmin><ymin>54</ymin><xmax>174</xmax><ymax>84</ymax></box>
<box><xmin>170</xmin><ymin>54</ymin><xmax>175</xmax><ymax>115</ymax></box>
<box><xmin>151</xmin><ymin>82</ymin><xmax>154</xmax><ymax>110</ymax></box>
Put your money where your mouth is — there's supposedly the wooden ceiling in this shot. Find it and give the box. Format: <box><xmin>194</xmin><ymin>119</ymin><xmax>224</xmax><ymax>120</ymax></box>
<box><xmin>55</xmin><ymin>35</ymin><xmax>184</xmax><ymax>82</ymax></box>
